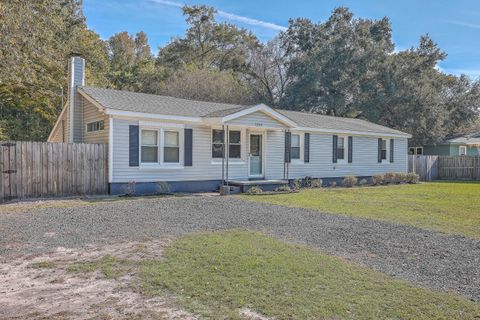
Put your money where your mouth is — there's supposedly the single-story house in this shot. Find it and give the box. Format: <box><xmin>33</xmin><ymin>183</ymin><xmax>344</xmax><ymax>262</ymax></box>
<box><xmin>48</xmin><ymin>55</ymin><xmax>411</xmax><ymax>194</ymax></box>
<box><xmin>410</xmin><ymin>133</ymin><xmax>480</xmax><ymax>156</ymax></box>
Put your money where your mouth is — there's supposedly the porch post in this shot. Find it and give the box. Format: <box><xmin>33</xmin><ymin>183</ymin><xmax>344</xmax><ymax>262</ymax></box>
<box><xmin>226</xmin><ymin>125</ymin><xmax>229</xmax><ymax>186</ymax></box>
<box><xmin>221</xmin><ymin>125</ymin><xmax>225</xmax><ymax>185</ymax></box>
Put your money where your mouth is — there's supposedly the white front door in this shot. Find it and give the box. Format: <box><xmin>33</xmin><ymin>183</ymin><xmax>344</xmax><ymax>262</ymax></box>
<box><xmin>249</xmin><ymin>133</ymin><xmax>263</xmax><ymax>178</ymax></box>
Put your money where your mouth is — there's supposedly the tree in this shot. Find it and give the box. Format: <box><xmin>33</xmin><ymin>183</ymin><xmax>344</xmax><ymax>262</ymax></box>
<box><xmin>107</xmin><ymin>31</ymin><xmax>161</xmax><ymax>93</ymax></box>
<box><xmin>161</xmin><ymin>67</ymin><xmax>258</xmax><ymax>105</ymax></box>
<box><xmin>157</xmin><ymin>5</ymin><xmax>259</xmax><ymax>73</ymax></box>
<box><xmin>279</xmin><ymin>8</ymin><xmax>479</xmax><ymax>144</ymax></box>
<box><xmin>246</xmin><ymin>37</ymin><xmax>291</xmax><ymax>106</ymax></box>
<box><xmin>0</xmin><ymin>0</ymin><xmax>109</xmax><ymax>140</ymax></box>
<box><xmin>281</xmin><ymin>7</ymin><xmax>394</xmax><ymax>116</ymax></box>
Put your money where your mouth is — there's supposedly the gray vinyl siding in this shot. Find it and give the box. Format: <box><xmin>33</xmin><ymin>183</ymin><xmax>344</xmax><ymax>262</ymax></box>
<box><xmin>83</xmin><ymin>98</ymin><xmax>109</xmax><ymax>144</ymax></box>
<box><xmin>111</xmin><ymin>117</ymin><xmax>408</xmax><ymax>183</ymax></box>
<box><xmin>111</xmin><ymin>118</ymin><xmax>250</xmax><ymax>183</ymax></box>
<box><xmin>225</xmin><ymin>111</ymin><xmax>286</xmax><ymax>129</ymax></box>
<box><xmin>266</xmin><ymin>132</ymin><xmax>408</xmax><ymax>179</ymax></box>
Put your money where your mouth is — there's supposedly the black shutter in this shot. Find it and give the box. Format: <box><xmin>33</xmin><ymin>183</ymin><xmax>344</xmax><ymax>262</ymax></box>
<box><xmin>304</xmin><ymin>133</ymin><xmax>310</xmax><ymax>163</ymax></box>
<box><xmin>284</xmin><ymin>131</ymin><xmax>291</xmax><ymax>163</ymax></box>
<box><xmin>129</xmin><ymin>125</ymin><xmax>139</xmax><ymax>167</ymax></box>
<box><xmin>378</xmin><ymin>138</ymin><xmax>382</xmax><ymax>163</ymax></box>
<box><xmin>332</xmin><ymin>135</ymin><xmax>338</xmax><ymax>163</ymax></box>
<box><xmin>348</xmin><ymin>136</ymin><xmax>353</xmax><ymax>163</ymax></box>
<box><xmin>390</xmin><ymin>138</ymin><xmax>394</xmax><ymax>163</ymax></box>
<box><xmin>184</xmin><ymin>128</ymin><xmax>193</xmax><ymax>166</ymax></box>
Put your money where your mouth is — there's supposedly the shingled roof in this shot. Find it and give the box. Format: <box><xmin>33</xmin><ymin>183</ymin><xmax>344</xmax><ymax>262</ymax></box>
<box><xmin>79</xmin><ymin>86</ymin><xmax>410</xmax><ymax>136</ymax></box>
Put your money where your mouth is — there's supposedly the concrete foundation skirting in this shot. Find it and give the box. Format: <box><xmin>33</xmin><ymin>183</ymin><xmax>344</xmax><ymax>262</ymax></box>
<box><xmin>109</xmin><ymin>180</ymin><xmax>222</xmax><ymax>195</ymax></box>
<box><xmin>109</xmin><ymin>176</ymin><xmax>375</xmax><ymax>195</ymax></box>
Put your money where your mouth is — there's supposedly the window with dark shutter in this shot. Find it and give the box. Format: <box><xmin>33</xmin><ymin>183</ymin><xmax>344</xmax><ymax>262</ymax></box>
<box><xmin>184</xmin><ymin>128</ymin><xmax>193</xmax><ymax>166</ymax></box>
<box><xmin>348</xmin><ymin>136</ymin><xmax>353</xmax><ymax>163</ymax></box>
<box><xmin>304</xmin><ymin>133</ymin><xmax>310</xmax><ymax>163</ymax></box>
<box><xmin>332</xmin><ymin>135</ymin><xmax>338</xmax><ymax>163</ymax></box>
<box><xmin>390</xmin><ymin>139</ymin><xmax>394</xmax><ymax>163</ymax></box>
<box><xmin>285</xmin><ymin>131</ymin><xmax>291</xmax><ymax>163</ymax></box>
<box><xmin>378</xmin><ymin>138</ymin><xmax>383</xmax><ymax>163</ymax></box>
<box><xmin>129</xmin><ymin>125</ymin><xmax>139</xmax><ymax>167</ymax></box>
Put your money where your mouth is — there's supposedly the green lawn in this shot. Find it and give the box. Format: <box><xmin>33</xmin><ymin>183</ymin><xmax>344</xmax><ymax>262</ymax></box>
<box><xmin>243</xmin><ymin>182</ymin><xmax>480</xmax><ymax>239</ymax></box>
<box><xmin>140</xmin><ymin>230</ymin><xmax>479</xmax><ymax>319</ymax></box>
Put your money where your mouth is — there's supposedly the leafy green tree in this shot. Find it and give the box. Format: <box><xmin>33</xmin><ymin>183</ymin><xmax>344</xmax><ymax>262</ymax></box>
<box><xmin>157</xmin><ymin>5</ymin><xmax>259</xmax><ymax>73</ymax></box>
<box><xmin>161</xmin><ymin>66</ymin><xmax>258</xmax><ymax>105</ymax></box>
<box><xmin>107</xmin><ymin>31</ymin><xmax>160</xmax><ymax>92</ymax></box>
<box><xmin>0</xmin><ymin>0</ymin><xmax>109</xmax><ymax>140</ymax></box>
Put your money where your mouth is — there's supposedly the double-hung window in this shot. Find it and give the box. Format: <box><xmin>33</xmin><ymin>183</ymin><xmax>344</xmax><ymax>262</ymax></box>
<box><xmin>140</xmin><ymin>128</ymin><xmax>182</xmax><ymax>165</ymax></box>
<box><xmin>459</xmin><ymin>146</ymin><xmax>467</xmax><ymax>156</ymax></box>
<box><xmin>141</xmin><ymin>130</ymin><xmax>158</xmax><ymax>163</ymax></box>
<box><xmin>337</xmin><ymin>137</ymin><xmax>345</xmax><ymax>160</ymax></box>
<box><xmin>164</xmin><ymin>131</ymin><xmax>180</xmax><ymax>163</ymax></box>
<box><xmin>381</xmin><ymin>139</ymin><xmax>388</xmax><ymax>160</ymax></box>
<box><xmin>212</xmin><ymin>129</ymin><xmax>242</xmax><ymax>159</ymax></box>
<box><xmin>291</xmin><ymin>134</ymin><xmax>300</xmax><ymax>160</ymax></box>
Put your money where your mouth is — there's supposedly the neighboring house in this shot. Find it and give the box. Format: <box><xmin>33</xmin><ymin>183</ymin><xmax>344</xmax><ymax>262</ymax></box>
<box><xmin>48</xmin><ymin>55</ymin><xmax>411</xmax><ymax>194</ymax></box>
<box><xmin>410</xmin><ymin>133</ymin><xmax>480</xmax><ymax>156</ymax></box>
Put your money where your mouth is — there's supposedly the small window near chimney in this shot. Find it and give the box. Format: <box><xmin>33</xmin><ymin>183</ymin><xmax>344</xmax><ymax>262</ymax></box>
<box><xmin>86</xmin><ymin>120</ymin><xmax>105</xmax><ymax>133</ymax></box>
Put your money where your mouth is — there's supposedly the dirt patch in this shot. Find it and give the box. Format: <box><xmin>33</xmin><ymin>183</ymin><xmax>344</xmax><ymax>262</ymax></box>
<box><xmin>0</xmin><ymin>239</ymin><xmax>198</xmax><ymax>320</ymax></box>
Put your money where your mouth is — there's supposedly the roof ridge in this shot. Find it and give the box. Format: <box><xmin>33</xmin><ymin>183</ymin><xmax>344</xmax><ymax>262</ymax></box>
<box><xmin>81</xmin><ymin>86</ymin><xmax>252</xmax><ymax>109</ymax></box>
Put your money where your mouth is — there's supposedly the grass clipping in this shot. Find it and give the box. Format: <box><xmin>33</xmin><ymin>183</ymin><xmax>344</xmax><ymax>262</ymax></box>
<box><xmin>140</xmin><ymin>230</ymin><xmax>479</xmax><ymax>320</ymax></box>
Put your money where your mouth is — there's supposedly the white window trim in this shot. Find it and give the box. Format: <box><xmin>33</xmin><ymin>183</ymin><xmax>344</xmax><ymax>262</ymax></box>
<box><xmin>290</xmin><ymin>132</ymin><xmax>304</xmax><ymax>163</ymax></box>
<box><xmin>139</xmin><ymin>126</ymin><xmax>184</xmax><ymax>169</ymax></box>
<box><xmin>85</xmin><ymin>120</ymin><xmax>105</xmax><ymax>134</ymax></box>
<box><xmin>210</xmin><ymin>127</ymin><xmax>246</xmax><ymax>165</ymax></box>
<box><xmin>459</xmin><ymin>145</ymin><xmax>467</xmax><ymax>156</ymax></box>
<box><xmin>381</xmin><ymin>138</ymin><xmax>390</xmax><ymax>164</ymax></box>
<box><xmin>336</xmin><ymin>135</ymin><xmax>349</xmax><ymax>164</ymax></box>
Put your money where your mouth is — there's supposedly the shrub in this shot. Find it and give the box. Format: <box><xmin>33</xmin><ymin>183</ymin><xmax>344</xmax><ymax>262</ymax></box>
<box><xmin>343</xmin><ymin>176</ymin><xmax>358</xmax><ymax>188</ymax></box>
<box><xmin>359</xmin><ymin>179</ymin><xmax>368</xmax><ymax>186</ymax></box>
<box><xmin>292</xmin><ymin>179</ymin><xmax>302</xmax><ymax>190</ymax></box>
<box><xmin>276</xmin><ymin>185</ymin><xmax>291</xmax><ymax>192</ymax></box>
<box><xmin>124</xmin><ymin>181</ymin><xmax>136</xmax><ymax>196</ymax></box>
<box><xmin>310</xmin><ymin>178</ymin><xmax>322</xmax><ymax>188</ymax></box>
<box><xmin>383</xmin><ymin>173</ymin><xmax>396</xmax><ymax>185</ymax></box>
<box><xmin>372</xmin><ymin>174</ymin><xmax>384</xmax><ymax>186</ymax></box>
<box><xmin>406</xmin><ymin>172</ymin><xmax>420</xmax><ymax>184</ymax></box>
<box><xmin>156</xmin><ymin>181</ymin><xmax>171</xmax><ymax>194</ymax></box>
<box><xmin>330</xmin><ymin>181</ymin><xmax>337</xmax><ymax>188</ymax></box>
<box><xmin>245</xmin><ymin>186</ymin><xmax>263</xmax><ymax>195</ymax></box>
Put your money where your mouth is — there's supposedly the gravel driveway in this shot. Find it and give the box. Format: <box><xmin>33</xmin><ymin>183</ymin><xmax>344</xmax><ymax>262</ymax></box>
<box><xmin>1</xmin><ymin>195</ymin><xmax>479</xmax><ymax>301</ymax></box>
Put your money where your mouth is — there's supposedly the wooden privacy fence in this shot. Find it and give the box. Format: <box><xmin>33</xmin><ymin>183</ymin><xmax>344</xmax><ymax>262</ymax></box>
<box><xmin>408</xmin><ymin>155</ymin><xmax>480</xmax><ymax>181</ymax></box>
<box><xmin>1</xmin><ymin>141</ymin><xmax>107</xmax><ymax>203</ymax></box>
<box><xmin>437</xmin><ymin>156</ymin><xmax>480</xmax><ymax>180</ymax></box>
<box><xmin>408</xmin><ymin>155</ymin><xmax>439</xmax><ymax>181</ymax></box>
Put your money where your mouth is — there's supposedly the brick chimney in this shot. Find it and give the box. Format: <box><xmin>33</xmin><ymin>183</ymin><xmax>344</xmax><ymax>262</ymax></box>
<box><xmin>68</xmin><ymin>53</ymin><xmax>85</xmax><ymax>143</ymax></box>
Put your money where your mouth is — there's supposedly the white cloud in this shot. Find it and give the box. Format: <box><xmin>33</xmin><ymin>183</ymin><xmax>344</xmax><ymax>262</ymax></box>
<box><xmin>444</xmin><ymin>20</ymin><xmax>480</xmax><ymax>29</ymax></box>
<box><xmin>150</xmin><ymin>0</ymin><xmax>287</xmax><ymax>31</ymax></box>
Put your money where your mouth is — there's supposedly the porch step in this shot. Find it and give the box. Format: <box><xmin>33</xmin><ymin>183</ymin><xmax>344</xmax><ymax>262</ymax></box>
<box><xmin>228</xmin><ymin>179</ymin><xmax>289</xmax><ymax>193</ymax></box>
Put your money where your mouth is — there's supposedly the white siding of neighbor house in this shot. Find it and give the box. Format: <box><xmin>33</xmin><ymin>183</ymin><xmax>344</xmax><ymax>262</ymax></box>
<box><xmin>225</xmin><ymin>111</ymin><xmax>286</xmax><ymax>129</ymax></box>
<box><xmin>111</xmin><ymin>117</ymin><xmax>408</xmax><ymax>183</ymax></box>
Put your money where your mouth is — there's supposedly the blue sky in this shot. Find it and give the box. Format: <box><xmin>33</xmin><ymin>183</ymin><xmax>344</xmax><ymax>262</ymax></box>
<box><xmin>84</xmin><ymin>0</ymin><xmax>480</xmax><ymax>79</ymax></box>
